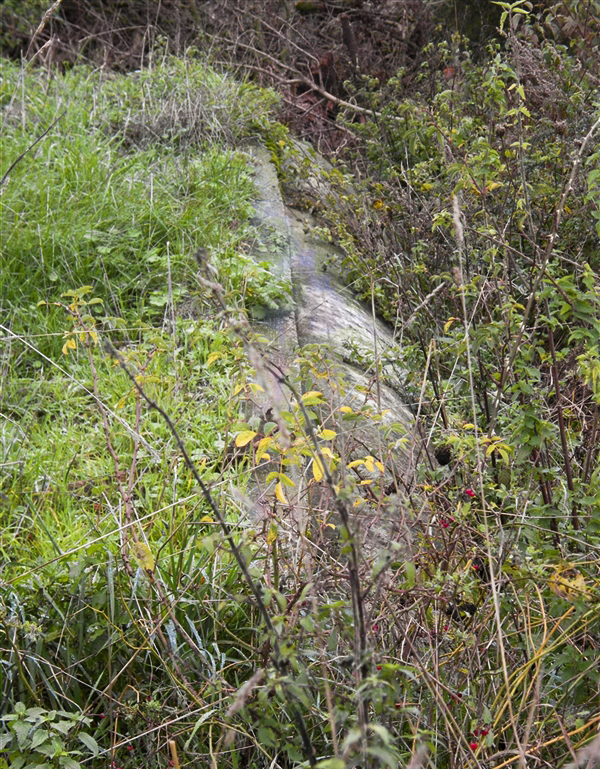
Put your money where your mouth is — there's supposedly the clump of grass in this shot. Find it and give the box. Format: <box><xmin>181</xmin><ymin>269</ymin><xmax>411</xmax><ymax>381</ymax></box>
<box><xmin>1</xmin><ymin>56</ymin><xmax>288</xmax><ymax>367</ymax></box>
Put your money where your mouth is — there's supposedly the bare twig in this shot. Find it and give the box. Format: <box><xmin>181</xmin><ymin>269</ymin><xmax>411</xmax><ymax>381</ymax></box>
<box><xmin>1</xmin><ymin>110</ymin><xmax>67</xmax><ymax>192</ymax></box>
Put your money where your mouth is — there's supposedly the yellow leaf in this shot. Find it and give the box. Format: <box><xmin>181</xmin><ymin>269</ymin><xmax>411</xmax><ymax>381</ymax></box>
<box><xmin>89</xmin><ymin>331</ymin><xmax>98</xmax><ymax>345</ymax></box>
<box><xmin>62</xmin><ymin>337</ymin><xmax>76</xmax><ymax>355</ymax></box>
<box><xmin>313</xmin><ymin>456</ymin><xmax>324</xmax><ymax>482</ymax></box>
<box><xmin>375</xmin><ymin>461</ymin><xmax>385</xmax><ymax>473</ymax></box>
<box><xmin>200</xmin><ymin>515</ymin><xmax>214</xmax><ymax>523</ymax></box>
<box><xmin>278</xmin><ymin>473</ymin><xmax>296</xmax><ymax>488</ymax></box>
<box><xmin>444</xmin><ymin>317</ymin><xmax>459</xmax><ymax>332</ymax></box>
<box><xmin>131</xmin><ymin>542</ymin><xmax>155</xmax><ymax>572</ymax></box>
<box><xmin>267</xmin><ymin>522</ymin><xmax>278</xmax><ymax>545</ymax></box>
<box><xmin>302</xmin><ymin>390</ymin><xmax>323</xmax><ymax>401</ymax></box>
<box><xmin>206</xmin><ymin>351</ymin><xmax>222</xmax><ymax>366</ymax></box>
<box><xmin>353</xmin><ymin>498</ymin><xmax>363</xmax><ymax>507</ymax></box>
<box><xmin>320</xmin><ymin>446</ymin><xmax>335</xmax><ymax>459</ymax></box>
<box><xmin>347</xmin><ymin>459</ymin><xmax>363</xmax><ymax>469</ymax></box>
<box><xmin>275</xmin><ymin>482</ymin><xmax>288</xmax><ymax>505</ymax></box>
<box><xmin>318</xmin><ymin>429</ymin><xmax>337</xmax><ymax>440</ymax></box>
<box><xmin>549</xmin><ymin>565</ymin><xmax>589</xmax><ymax>602</ymax></box>
<box><xmin>259</xmin><ymin>453</ymin><xmax>271</xmax><ymax>461</ymax></box>
<box><xmin>339</xmin><ymin>406</ymin><xmax>353</xmax><ymax>413</ymax></box>
<box><xmin>235</xmin><ymin>430</ymin><xmax>257</xmax><ymax>448</ymax></box>
<box><xmin>256</xmin><ymin>436</ymin><xmax>273</xmax><ymax>457</ymax></box>
<box><xmin>463</xmin><ymin>423</ymin><xmax>475</xmax><ymax>430</ymax></box>
<box><xmin>364</xmin><ymin>456</ymin><xmax>375</xmax><ymax>473</ymax></box>
<box><xmin>360</xmin><ymin>479</ymin><xmax>373</xmax><ymax>485</ymax></box>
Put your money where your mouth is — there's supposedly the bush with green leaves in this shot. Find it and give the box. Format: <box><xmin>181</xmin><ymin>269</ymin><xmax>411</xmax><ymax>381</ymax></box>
<box><xmin>0</xmin><ymin>701</ymin><xmax>99</xmax><ymax>769</ymax></box>
<box><xmin>285</xmin><ymin>1</ymin><xmax>600</xmax><ymax>764</ymax></box>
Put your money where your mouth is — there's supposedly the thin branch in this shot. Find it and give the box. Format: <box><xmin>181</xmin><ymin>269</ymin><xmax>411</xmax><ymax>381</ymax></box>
<box><xmin>1</xmin><ymin>110</ymin><xmax>67</xmax><ymax>192</ymax></box>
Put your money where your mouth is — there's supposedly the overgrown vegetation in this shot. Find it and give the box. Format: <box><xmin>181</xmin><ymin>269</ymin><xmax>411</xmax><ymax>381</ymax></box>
<box><xmin>2</xmin><ymin>2</ymin><xmax>600</xmax><ymax>768</ymax></box>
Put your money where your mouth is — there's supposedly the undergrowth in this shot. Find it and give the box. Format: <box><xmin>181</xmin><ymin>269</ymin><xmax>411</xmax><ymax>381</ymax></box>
<box><xmin>2</xmin><ymin>5</ymin><xmax>600</xmax><ymax>769</ymax></box>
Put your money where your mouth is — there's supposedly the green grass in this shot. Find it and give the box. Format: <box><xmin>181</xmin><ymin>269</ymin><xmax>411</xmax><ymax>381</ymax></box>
<box><xmin>1</xmin><ymin>58</ymin><xmax>287</xmax><ymax>364</ymax></box>
<box><xmin>0</xmin><ymin>56</ymin><xmax>282</xmax><ymax>756</ymax></box>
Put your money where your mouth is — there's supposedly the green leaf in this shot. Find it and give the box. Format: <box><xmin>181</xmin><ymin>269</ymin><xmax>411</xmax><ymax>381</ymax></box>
<box><xmin>12</xmin><ymin>720</ymin><xmax>30</xmax><ymax>750</ymax></box>
<box><xmin>59</xmin><ymin>757</ymin><xmax>82</xmax><ymax>769</ymax></box>
<box><xmin>257</xmin><ymin>726</ymin><xmax>276</xmax><ymax>747</ymax></box>
<box><xmin>0</xmin><ymin>733</ymin><xmax>13</xmax><ymax>750</ymax></box>
<box><xmin>30</xmin><ymin>729</ymin><xmax>51</xmax><ymax>750</ymax></box>
<box><xmin>299</xmin><ymin>616</ymin><xmax>315</xmax><ymax>632</ymax></box>
<box><xmin>78</xmin><ymin>732</ymin><xmax>100</xmax><ymax>756</ymax></box>
<box><xmin>183</xmin><ymin>709</ymin><xmax>216</xmax><ymax>751</ymax></box>
<box><xmin>53</xmin><ymin>720</ymin><xmax>75</xmax><ymax>736</ymax></box>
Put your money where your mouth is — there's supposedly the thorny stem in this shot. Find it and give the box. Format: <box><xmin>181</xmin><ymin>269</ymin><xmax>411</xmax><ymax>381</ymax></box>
<box><xmin>264</xmin><ymin>361</ymin><xmax>370</xmax><ymax>743</ymax></box>
<box><xmin>453</xmin><ymin>193</ymin><xmax>526</xmax><ymax>766</ymax></box>
<box><xmin>546</xmin><ymin>307</ymin><xmax>578</xmax><ymax>530</ymax></box>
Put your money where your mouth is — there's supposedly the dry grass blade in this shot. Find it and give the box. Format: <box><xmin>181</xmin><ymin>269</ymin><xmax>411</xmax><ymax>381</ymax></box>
<box><xmin>25</xmin><ymin>0</ymin><xmax>64</xmax><ymax>59</ymax></box>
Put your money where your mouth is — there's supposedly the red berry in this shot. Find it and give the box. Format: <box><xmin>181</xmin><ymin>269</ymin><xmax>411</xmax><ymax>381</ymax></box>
<box><xmin>376</xmin><ymin>665</ymin><xmax>382</xmax><ymax>670</ymax></box>
<box><xmin>481</xmin><ymin>729</ymin><xmax>489</xmax><ymax>736</ymax></box>
<box><xmin>469</xmin><ymin>741</ymin><xmax>478</xmax><ymax>750</ymax></box>
<box><xmin>372</xmin><ymin>624</ymin><xmax>379</xmax><ymax>633</ymax></box>
<box><xmin>127</xmin><ymin>745</ymin><xmax>133</xmax><ymax>751</ymax></box>
<box><xmin>465</xmin><ymin>488</ymin><xmax>476</xmax><ymax>498</ymax></box>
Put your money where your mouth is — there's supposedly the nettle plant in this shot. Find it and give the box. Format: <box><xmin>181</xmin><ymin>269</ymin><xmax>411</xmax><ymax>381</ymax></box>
<box><xmin>0</xmin><ymin>702</ymin><xmax>99</xmax><ymax>769</ymax></box>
